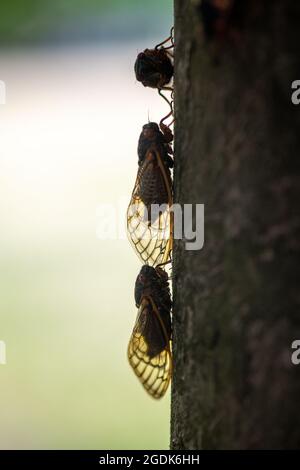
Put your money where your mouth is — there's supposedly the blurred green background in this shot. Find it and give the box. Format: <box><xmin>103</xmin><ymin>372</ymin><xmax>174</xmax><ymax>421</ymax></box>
<box><xmin>0</xmin><ymin>0</ymin><xmax>172</xmax><ymax>45</ymax></box>
<box><xmin>0</xmin><ymin>0</ymin><xmax>173</xmax><ymax>449</ymax></box>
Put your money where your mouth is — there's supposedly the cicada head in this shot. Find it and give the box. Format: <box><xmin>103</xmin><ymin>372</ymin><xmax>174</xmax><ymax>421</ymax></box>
<box><xmin>134</xmin><ymin>48</ymin><xmax>173</xmax><ymax>89</ymax></box>
<box><xmin>141</xmin><ymin>122</ymin><xmax>160</xmax><ymax>140</ymax></box>
<box><xmin>137</xmin><ymin>122</ymin><xmax>173</xmax><ymax>167</ymax></box>
<box><xmin>134</xmin><ymin>265</ymin><xmax>171</xmax><ymax>312</ymax></box>
<box><xmin>138</xmin><ymin>122</ymin><xmax>160</xmax><ymax>165</ymax></box>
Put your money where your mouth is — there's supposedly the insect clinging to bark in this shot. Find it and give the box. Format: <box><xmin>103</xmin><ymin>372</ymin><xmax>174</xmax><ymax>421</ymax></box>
<box><xmin>134</xmin><ymin>27</ymin><xmax>174</xmax><ymax>90</ymax></box>
<box><xmin>128</xmin><ymin>264</ymin><xmax>172</xmax><ymax>399</ymax></box>
<box><xmin>127</xmin><ymin>121</ymin><xmax>174</xmax><ymax>267</ymax></box>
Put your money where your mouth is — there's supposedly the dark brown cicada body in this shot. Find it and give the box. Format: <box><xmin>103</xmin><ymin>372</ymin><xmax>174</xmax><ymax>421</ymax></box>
<box><xmin>134</xmin><ymin>28</ymin><xmax>174</xmax><ymax>90</ymax></box>
<box><xmin>128</xmin><ymin>265</ymin><xmax>172</xmax><ymax>399</ymax></box>
<box><xmin>135</xmin><ymin>48</ymin><xmax>173</xmax><ymax>89</ymax></box>
<box><xmin>127</xmin><ymin>122</ymin><xmax>173</xmax><ymax>266</ymax></box>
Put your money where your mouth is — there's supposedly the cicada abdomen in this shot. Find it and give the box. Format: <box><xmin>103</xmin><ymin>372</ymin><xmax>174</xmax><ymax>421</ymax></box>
<box><xmin>128</xmin><ymin>265</ymin><xmax>172</xmax><ymax>399</ymax></box>
<box><xmin>127</xmin><ymin>122</ymin><xmax>173</xmax><ymax>266</ymax></box>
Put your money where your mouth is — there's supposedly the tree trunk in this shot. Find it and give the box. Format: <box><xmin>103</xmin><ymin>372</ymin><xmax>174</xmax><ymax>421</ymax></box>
<box><xmin>171</xmin><ymin>0</ymin><xmax>300</xmax><ymax>449</ymax></box>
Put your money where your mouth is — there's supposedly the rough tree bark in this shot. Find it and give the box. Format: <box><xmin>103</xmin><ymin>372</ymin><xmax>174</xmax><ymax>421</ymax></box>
<box><xmin>171</xmin><ymin>0</ymin><xmax>300</xmax><ymax>449</ymax></box>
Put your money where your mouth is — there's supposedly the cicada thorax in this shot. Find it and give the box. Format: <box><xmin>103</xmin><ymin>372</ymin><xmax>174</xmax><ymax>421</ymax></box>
<box><xmin>134</xmin><ymin>265</ymin><xmax>170</xmax><ymax>307</ymax></box>
<box><xmin>138</xmin><ymin>122</ymin><xmax>173</xmax><ymax>220</ymax></box>
<box><xmin>135</xmin><ymin>47</ymin><xmax>173</xmax><ymax>89</ymax></box>
<box><xmin>137</xmin><ymin>122</ymin><xmax>173</xmax><ymax>166</ymax></box>
<box><xmin>138</xmin><ymin>164</ymin><xmax>167</xmax><ymax>223</ymax></box>
<box><xmin>137</xmin><ymin>148</ymin><xmax>172</xmax><ymax>224</ymax></box>
<box><xmin>128</xmin><ymin>265</ymin><xmax>172</xmax><ymax>398</ymax></box>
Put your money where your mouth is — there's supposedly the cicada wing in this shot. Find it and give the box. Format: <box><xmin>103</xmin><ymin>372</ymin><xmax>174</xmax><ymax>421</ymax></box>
<box><xmin>127</xmin><ymin>296</ymin><xmax>172</xmax><ymax>399</ymax></box>
<box><xmin>127</xmin><ymin>149</ymin><xmax>173</xmax><ymax>267</ymax></box>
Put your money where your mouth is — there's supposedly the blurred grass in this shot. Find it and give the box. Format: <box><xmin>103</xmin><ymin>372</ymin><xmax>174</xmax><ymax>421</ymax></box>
<box><xmin>0</xmin><ymin>0</ymin><xmax>173</xmax><ymax>45</ymax></box>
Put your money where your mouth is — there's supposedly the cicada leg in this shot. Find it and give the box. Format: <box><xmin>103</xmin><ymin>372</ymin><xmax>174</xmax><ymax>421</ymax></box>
<box><xmin>157</xmin><ymin>259</ymin><xmax>172</xmax><ymax>269</ymax></box>
<box><xmin>159</xmin><ymin>106</ymin><xmax>174</xmax><ymax>143</ymax></box>
<box><xmin>155</xmin><ymin>26</ymin><xmax>175</xmax><ymax>51</ymax></box>
<box><xmin>158</xmin><ymin>89</ymin><xmax>174</xmax><ymax>119</ymax></box>
<box><xmin>155</xmin><ymin>31</ymin><xmax>173</xmax><ymax>50</ymax></box>
<box><xmin>156</xmin><ymin>260</ymin><xmax>173</xmax><ymax>281</ymax></box>
<box><xmin>160</xmin><ymin>116</ymin><xmax>173</xmax><ymax>143</ymax></box>
<box><xmin>170</xmin><ymin>26</ymin><xmax>174</xmax><ymax>47</ymax></box>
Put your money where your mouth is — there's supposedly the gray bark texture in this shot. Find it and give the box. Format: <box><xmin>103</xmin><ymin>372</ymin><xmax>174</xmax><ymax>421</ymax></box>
<box><xmin>171</xmin><ymin>0</ymin><xmax>300</xmax><ymax>449</ymax></box>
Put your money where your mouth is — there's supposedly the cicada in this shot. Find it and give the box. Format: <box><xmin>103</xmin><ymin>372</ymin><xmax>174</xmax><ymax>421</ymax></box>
<box><xmin>134</xmin><ymin>28</ymin><xmax>174</xmax><ymax>90</ymax></box>
<box><xmin>127</xmin><ymin>121</ymin><xmax>174</xmax><ymax>266</ymax></box>
<box><xmin>128</xmin><ymin>264</ymin><xmax>172</xmax><ymax>399</ymax></box>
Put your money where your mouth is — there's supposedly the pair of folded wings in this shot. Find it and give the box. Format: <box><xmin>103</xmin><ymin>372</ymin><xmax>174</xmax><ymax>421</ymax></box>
<box><xmin>127</xmin><ymin>296</ymin><xmax>172</xmax><ymax>399</ymax></box>
<box><xmin>126</xmin><ymin>147</ymin><xmax>173</xmax><ymax>267</ymax></box>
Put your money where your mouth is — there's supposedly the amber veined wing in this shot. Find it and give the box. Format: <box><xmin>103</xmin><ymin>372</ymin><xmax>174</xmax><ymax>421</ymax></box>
<box><xmin>127</xmin><ymin>146</ymin><xmax>173</xmax><ymax>267</ymax></box>
<box><xmin>127</xmin><ymin>296</ymin><xmax>172</xmax><ymax>399</ymax></box>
